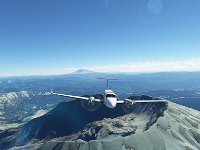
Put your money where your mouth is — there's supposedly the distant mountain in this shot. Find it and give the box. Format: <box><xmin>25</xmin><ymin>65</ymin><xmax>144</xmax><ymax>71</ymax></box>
<box><xmin>73</xmin><ymin>69</ymin><xmax>96</xmax><ymax>74</ymax></box>
<box><xmin>0</xmin><ymin>90</ymin><xmax>67</xmax><ymax>129</ymax></box>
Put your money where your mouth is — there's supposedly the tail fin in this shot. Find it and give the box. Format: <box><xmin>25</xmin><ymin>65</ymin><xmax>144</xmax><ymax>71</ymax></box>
<box><xmin>98</xmin><ymin>78</ymin><xmax>118</xmax><ymax>89</ymax></box>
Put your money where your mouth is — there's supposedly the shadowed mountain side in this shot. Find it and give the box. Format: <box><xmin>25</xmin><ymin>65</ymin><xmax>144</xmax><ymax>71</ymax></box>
<box><xmin>19</xmin><ymin>101</ymin><xmax>167</xmax><ymax>143</ymax></box>
<box><xmin>0</xmin><ymin>97</ymin><xmax>167</xmax><ymax>150</ymax></box>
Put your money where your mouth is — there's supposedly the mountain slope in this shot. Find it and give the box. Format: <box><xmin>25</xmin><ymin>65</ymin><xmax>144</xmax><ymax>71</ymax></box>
<box><xmin>39</xmin><ymin>102</ymin><xmax>200</xmax><ymax>150</ymax></box>
<box><xmin>1</xmin><ymin>101</ymin><xmax>200</xmax><ymax>150</ymax></box>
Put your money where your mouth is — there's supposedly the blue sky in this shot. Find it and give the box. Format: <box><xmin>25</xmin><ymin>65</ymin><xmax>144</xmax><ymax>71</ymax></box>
<box><xmin>0</xmin><ymin>0</ymin><xmax>200</xmax><ymax>76</ymax></box>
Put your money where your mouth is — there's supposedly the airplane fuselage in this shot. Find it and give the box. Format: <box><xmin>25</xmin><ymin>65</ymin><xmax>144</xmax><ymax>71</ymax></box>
<box><xmin>104</xmin><ymin>89</ymin><xmax>117</xmax><ymax>108</ymax></box>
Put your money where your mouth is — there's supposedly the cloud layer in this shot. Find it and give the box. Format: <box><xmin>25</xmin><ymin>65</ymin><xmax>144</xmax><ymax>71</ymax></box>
<box><xmin>1</xmin><ymin>58</ymin><xmax>200</xmax><ymax>77</ymax></box>
<box><xmin>88</xmin><ymin>58</ymin><xmax>200</xmax><ymax>73</ymax></box>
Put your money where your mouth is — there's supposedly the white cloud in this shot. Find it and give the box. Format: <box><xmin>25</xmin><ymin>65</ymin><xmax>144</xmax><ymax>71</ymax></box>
<box><xmin>1</xmin><ymin>58</ymin><xmax>200</xmax><ymax>77</ymax></box>
<box><xmin>87</xmin><ymin>58</ymin><xmax>200</xmax><ymax>73</ymax></box>
<box><xmin>0</xmin><ymin>67</ymin><xmax>76</xmax><ymax>77</ymax></box>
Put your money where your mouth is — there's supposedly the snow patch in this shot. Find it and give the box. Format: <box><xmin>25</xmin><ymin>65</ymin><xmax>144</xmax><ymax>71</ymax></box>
<box><xmin>0</xmin><ymin>122</ymin><xmax>20</xmax><ymax>130</ymax></box>
<box><xmin>0</xmin><ymin>91</ymin><xmax>30</xmax><ymax>104</ymax></box>
<box><xmin>23</xmin><ymin>109</ymin><xmax>50</xmax><ymax>122</ymax></box>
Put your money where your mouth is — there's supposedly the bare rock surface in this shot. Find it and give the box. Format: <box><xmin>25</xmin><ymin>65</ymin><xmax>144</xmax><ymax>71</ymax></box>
<box><xmin>39</xmin><ymin>102</ymin><xmax>200</xmax><ymax>150</ymax></box>
<box><xmin>1</xmin><ymin>100</ymin><xmax>200</xmax><ymax>150</ymax></box>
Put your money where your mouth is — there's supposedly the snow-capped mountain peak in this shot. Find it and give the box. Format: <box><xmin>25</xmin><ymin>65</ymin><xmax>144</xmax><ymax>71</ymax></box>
<box><xmin>73</xmin><ymin>69</ymin><xmax>95</xmax><ymax>74</ymax></box>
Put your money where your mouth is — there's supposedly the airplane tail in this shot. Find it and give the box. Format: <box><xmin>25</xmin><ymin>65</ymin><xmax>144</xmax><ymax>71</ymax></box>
<box><xmin>98</xmin><ymin>78</ymin><xmax>118</xmax><ymax>89</ymax></box>
<box><xmin>50</xmin><ymin>89</ymin><xmax>53</xmax><ymax>94</ymax></box>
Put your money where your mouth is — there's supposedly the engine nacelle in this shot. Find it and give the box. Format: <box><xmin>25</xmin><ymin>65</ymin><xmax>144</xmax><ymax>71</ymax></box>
<box><xmin>124</xmin><ymin>99</ymin><xmax>135</xmax><ymax>105</ymax></box>
<box><xmin>88</xmin><ymin>96</ymin><xmax>95</xmax><ymax>102</ymax></box>
<box><xmin>122</xmin><ymin>100</ymin><xmax>135</xmax><ymax>113</ymax></box>
<box><xmin>81</xmin><ymin>96</ymin><xmax>101</xmax><ymax>112</ymax></box>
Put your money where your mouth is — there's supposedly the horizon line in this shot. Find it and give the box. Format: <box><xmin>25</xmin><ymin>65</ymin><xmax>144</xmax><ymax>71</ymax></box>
<box><xmin>1</xmin><ymin>70</ymin><xmax>200</xmax><ymax>78</ymax></box>
<box><xmin>1</xmin><ymin>58</ymin><xmax>200</xmax><ymax>78</ymax></box>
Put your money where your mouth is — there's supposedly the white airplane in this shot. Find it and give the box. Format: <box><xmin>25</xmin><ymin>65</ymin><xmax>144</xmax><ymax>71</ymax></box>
<box><xmin>51</xmin><ymin>78</ymin><xmax>167</xmax><ymax>109</ymax></box>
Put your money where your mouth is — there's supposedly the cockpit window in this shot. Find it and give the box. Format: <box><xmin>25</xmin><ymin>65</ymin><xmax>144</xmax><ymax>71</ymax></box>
<box><xmin>106</xmin><ymin>94</ymin><xmax>116</xmax><ymax>98</ymax></box>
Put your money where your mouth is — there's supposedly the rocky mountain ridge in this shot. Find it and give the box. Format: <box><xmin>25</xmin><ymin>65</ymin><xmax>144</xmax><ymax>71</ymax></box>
<box><xmin>1</xmin><ymin>100</ymin><xmax>200</xmax><ymax>150</ymax></box>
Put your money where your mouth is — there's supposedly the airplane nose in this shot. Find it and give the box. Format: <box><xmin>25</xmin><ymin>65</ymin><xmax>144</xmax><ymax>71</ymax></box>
<box><xmin>107</xmin><ymin>98</ymin><xmax>117</xmax><ymax>108</ymax></box>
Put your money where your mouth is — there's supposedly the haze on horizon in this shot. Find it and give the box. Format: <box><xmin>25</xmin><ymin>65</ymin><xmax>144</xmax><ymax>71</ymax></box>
<box><xmin>0</xmin><ymin>0</ymin><xmax>200</xmax><ymax>77</ymax></box>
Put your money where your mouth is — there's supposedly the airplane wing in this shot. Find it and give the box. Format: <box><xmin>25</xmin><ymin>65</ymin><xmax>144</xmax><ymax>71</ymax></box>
<box><xmin>117</xmin><ymin>99</ymin><xmax>167</xmax><ymax>104</ymax></box>
<box><xmin>116</xmin><ymin>100</ymin><xmax>125</xmax><ymax>104</ymax></box>
<box><xmin>51</xmin><ymin>90</ymin><xmax>101</xmax><ymax>102</ymax></box>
